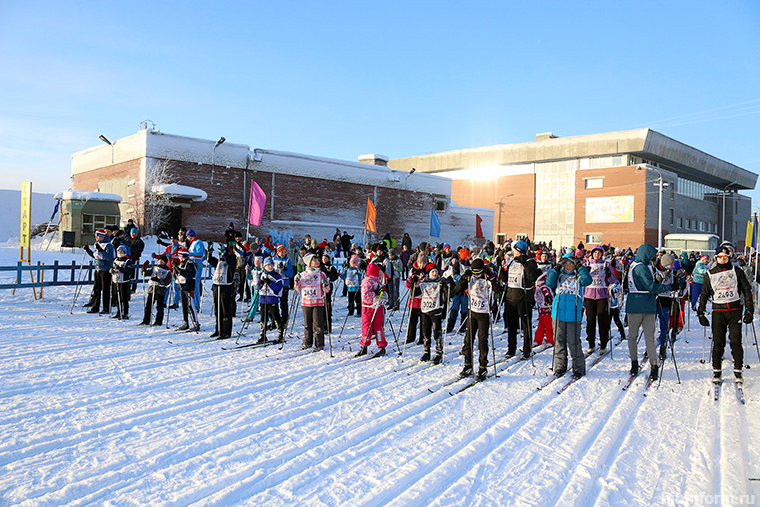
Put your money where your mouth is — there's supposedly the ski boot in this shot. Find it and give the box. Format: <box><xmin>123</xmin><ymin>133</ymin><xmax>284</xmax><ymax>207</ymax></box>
<box><xmin>355</xmin><ymin>345</ymin><xmax>368</xmax><ymax>357</ymax></box>
<box><xmin>373</xmin><ymin>347</ymin><xmax>386</xmax><ymax>358</ymax></box>
<box><xmin>432</xmin><ymin>354</ymin><xmax>443</xmax><ymax>365</ymax></box>
<box><xmin>713</xmin><ymin>369</ymin><xmax>721</xmax><ymax>384</ymax></box>
<box><xmin>630</xmin><ymin>361</ymin><xmax>639</xmax><ymax>376</ymax></box>
<box><xmin>459</xmin><ymin>365</ymin><xmax>474</xmax><ymax>378</ymax></box>
<box><xmin>176</xmin><ymin>322</ymin><xmax>189</xmax><ymax>332</ymax></box>
<box><xmin>476</xmin><ymin>368</ymin><xmax>487</xmax><ymax>382</ymax></box>
<box><xmin>420</xmin><ymin>351</ymin><xmax>431</xmax><ymax>362</ymax></box>
<box><xmin>658</xmin><ymin>345</ymin><xmax>666</xmax><ymax>360</ymax></box>
<box><xmin>734</xmin><ymin>369</ymin><xmax>744</xmax><ymax>384</ymax></box>
<box><xmin>650</xmin><ymin>364</ymin><xmax>659</xmax><ymax>381</ymax></box>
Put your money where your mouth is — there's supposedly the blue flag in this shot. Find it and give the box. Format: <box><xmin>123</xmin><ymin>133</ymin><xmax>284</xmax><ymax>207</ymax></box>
<box><xmin>50</xmin><ymin>201</ymin><xmax>60</xmax><ymax>221</ymax></box>
<box><xmin>753</xmin><ymin>213</ymin><xmax>758</xmax><ymax>250</ymax></box>
<box><xmin>430</xmin><ymin>208</ymin><xmax>441</xmax><ymax>238</ymax></box>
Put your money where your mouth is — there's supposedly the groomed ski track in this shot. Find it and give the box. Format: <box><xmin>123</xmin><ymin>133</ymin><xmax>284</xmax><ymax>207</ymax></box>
<box><xmin>1</xmin><ymin>249</ymin><xmax>759</xmax><ymax>506</ymax></box>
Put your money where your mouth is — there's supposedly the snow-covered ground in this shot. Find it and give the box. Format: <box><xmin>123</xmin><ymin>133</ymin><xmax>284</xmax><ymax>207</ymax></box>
<box><xmin>1</xmin><ymin>243</ymin><xmax>759</xmax><ymax>507</ymax></box>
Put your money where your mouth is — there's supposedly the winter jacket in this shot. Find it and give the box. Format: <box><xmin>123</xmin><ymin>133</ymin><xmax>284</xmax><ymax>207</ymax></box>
<box><xmin>342</xmin><ymin>266</ymin><xmax>363</xmax><ymax>293</ymax></box>
<box><xmin>274</xmin><ymin>256</ymin><xmax>295</xmax><ymax>287</ymax></box>
<box><xmin>625</xmin><ymin>244</ymin><xmax>671</xmax><ymax>315</ymax></box>
<box><xmin>208</xmin><ymin>250</ymin><xmax>238</xmax><ymax>294</ymax></box>
<box><xmin>583</xmin><ymin>258</ymin><xmax>617</xmax><ymax>300</ymax></box>
<box><xmin>146</xmin><ymin>264</ymin><xmax>172</xmax><ymax>296</ymax></box>
<box><xmin>175</xmin><ymin>260</ymin><xmax>196</xmax><ymax>292</ymax></box>
<box><xmin>534</xmin><ymin>284</ymin><xmax>554</xmax><ymax>316</ymax></box>
<box><xmin>698</xmin><ymin>262</ymin><xmax>754</xmax><ymax>314</ymax></box>
<box><xmin>498</xmin><ymin>255</ymin><xmax>540</xmax><ymax>305</ymax></box>
<box><xmin>546</xmin><ymin>265</ymin><xmax>592</xmax><ymax>322</ymax></box>
<box><xmin>89</xmin><ymin>237</ymin><xmax>115</xmax><ymax>271</ymax></box>
<box><xmin>110</xmin><ymin>257</ymin><xmax>134</xmax><ymax>284</ymax></box>
<box><xmin>258</xmin><ymin>270</ymin><xmax>284</xmax><ymax>305</ymax></box>
<box><xmin>399</xmin><ymin>250</ymin><xmax>411</xmax><ymax>269</ymax></box>
<box><xmin>691</xmin><ymin>260</ymin><xmax>708</xmax><ymax>284</ymax></box>
<box><xmin>361</xmin><ymin>275</ymin><xmax>388</xmax><ymax>310</ymax></box>
<box><xmin>405</xmin><ymin>266</ymin><xmax>428</xmax><ymax>309</ymax></box>
<box><xmin>187</xmin><ymin>237</ymin><xmax>206</xmax><ymax>266</ymax></box>
<box><xmin>294</xmin><ymin>268</ymin><xmax>330</xmax><ymax>307</ymax></box>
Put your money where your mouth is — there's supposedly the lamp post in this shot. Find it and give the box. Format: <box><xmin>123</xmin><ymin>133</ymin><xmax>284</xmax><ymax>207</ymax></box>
<box><xmin>495</xmin><ymin>194</ymin><xmax>515</xmax><ymax>243</ymax></box>
<box><xmin>211</xmin><ymin>137</ymin><xmax>226</xmax><ymax>185</ymax></box>
<box><xmin>721</xmin><ymin>183</ymin><xmax>735</xmax><ymax>242</ymax></box>
<box><xmin>99</xmin><ymin>135</ymin><xmax>114</xmax><ymax>164</ymax></box>
<box><xmin>638</xmin><ymin>165</ymin><xmax>668</xmax><ymax>250</ymax></box>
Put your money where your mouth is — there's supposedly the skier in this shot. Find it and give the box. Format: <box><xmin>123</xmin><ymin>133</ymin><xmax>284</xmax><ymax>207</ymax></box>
<box><xmin>175</xmin><ymin>248</ymin><xmax>200</xmax><ymax>332</ymax></box>
<box><xmin>321</xmin><ymin>253</ymin><xmax>340</xmax><ymax>333</ymax></box>
<box><xmin>443</xmin><ymin>254</ymin><xmax>469</xmax><ymax>333</ymax></box>
<box><xmin>387</xmin><ymin>248</ymin><xmax>403</xmax><ymax>311</ymax></box>
<box><xmin>532</xmin><ymin>273</ymin><xmax>554</xmax><ymax>346</ymax></box>
<box><xmin>625</xmin><ymin>244</ymin><xmax>672</xmax><ymax>381</ymax></box>
<box><xmin>419</xmin><ymin>263</ymin><xmax>445</xmax><ymax>364</ymax></box>
<box><xmin>654</xmin><ymin>253</ymin><xmax>677</xmax><ymax>360</ymax></box>
<box><xmin>356</xmin><ymin>262</ymin><xmax>388</xmax><ymax>357</ymax></box>
<box><xmin>83</xmin><ymin>229</ymin><xmax>115</xmax><ymax>315</ymax></box>
<box><xmin>690</xmin><ymin>255</ymin><xmax>709</xmax><ymax>311</ymax></box>
<box><xmin>126</xmin><ymin>228</ymin><xmax>144</xmax><ymax>294</ymax></box>
<box><xmin>155</xmin><ymin>234</ymin><xmax>181</xmax><ymax>309</ymax></box>
<box><xmin>499</xmin><ymin>239</ymin><xmax>540</xmax><ymax>360</ymax></box>
<box><xmin>294</xmin><ymin>253</ymin><xmax>330</xmax><ymax>351</ymax></box>
<box><xmin>233</xmin><ymin>232</ymin><xmax>252</xmax><ymax>302</ymax></box>
<box><xmin>404</xmin><ymin>254</ymin><xmax>429</xmax><ymax>344</ymax></box>
<box><xmin>583</xmin><ymin>245</ymin><xmax>617</xmax><ymax>353</ymax></box>
<box><xmin>256</xmin><ymin>257</ymin><xmax>285</xmax><ymax>344</ymax></box>
<box><xmin>545</xmin><ymin>253</ymin><xmax>592</xmax><ymax>379</ymax></box>
<box><xmin>273</xmin><ymin>245</ymin><xmax>295</xmax><ymax>325</ymax></box>
<box><xmin>608</xmin><ymin>280</ymin><xmax>626</xmax><ymax>339</ymax></box>
<box><xmin>110</xmin><ymin>245</ymin><xmax>134</xmax><ymax>320</ymax></box>
<box><xmin>697</xmin><ymin>243</ymin><xmax>754</xmax><ymax>384</ymax></box>
<box><xmin>455</xmin><ymin>258</ymin><xmax>496</xmax><ymax>381</ymax></box>
<box><xmin>186</xmin><ymin>229</ymin><xmax>206</xmax><ymax>310</ymax></box>
<box><xmin>536</xmin><ymin>250</ymin><xmax>552</xmax><ymax>276</ymax></box>
<box><xmin>342</xmin><ymin>255</ymin><xmax>363</xmax><ymax>316</ymax></box>
<box><xmin>140</xmin><ymin>254</ymin><xmax>171</xmax><ymax>326</ymax></box>
<box><xmin>207</xmin><ymin>240</ymin><xmax>238</xmax><ymax>340</ymax></box>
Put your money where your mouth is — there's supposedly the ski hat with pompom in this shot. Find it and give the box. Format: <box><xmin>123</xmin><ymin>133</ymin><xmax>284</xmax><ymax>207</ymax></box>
<box><xmin>178</xmin><ymin>248</ymin><xmax>189</xmax><ymax>257</ymax></box>
<box><xmin>367</xmin><ymin>263</ymin><xmax>381</xmax><ymax>278</ymax></box>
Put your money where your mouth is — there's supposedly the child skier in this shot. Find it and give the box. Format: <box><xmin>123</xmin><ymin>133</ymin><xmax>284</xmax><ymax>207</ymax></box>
<box><xmin>356</xmin><ymin>262</ymin><xmax>388</xmax><ymax>357</ymax></box>
<box><xmin>342</xmin><ymin>255</ymin><xmax>363</xmax><ymax>317</ymax></box>
<box><xmin>257</xmin><ymin>257</ymin><xmax>285</xmax><ymax>344</ymax></box>
<box><xmin>175</xmin><ymin>248</ymin><xmax>200</xmax><ymax>332</ymax></box>
<box><xmin>545</xmin><ymin>253</ymin><xmax>592</xmax><ymax>379</ymax></box>
<box><xmin>454</xmin><ymin>258</ymin><xmax>496</xmax><ymax>381</ymax></box>
<box><xmin>110</xmin><ymin>245</ymin><xmax>134</xmax><ymax>320</ymax></box>
<box><xmin>419</xmin><ymin>263</ymin><xmax>445</xmax><ymax>364</ymax></box>
<box><xmin>294</xmin><ymin>253</ymin><xmax>330</xmax><ymax>351</ymax></box>
<box><xmin>207</xmin><ymin>241</ymin><xmax>239</xmax><ymax>340</ymax></box>
<box><xmin>140</xmin><ymin>254</ymin><xmax>171</xmax><ymax>326</ymax></box>
<box><xmin>532</xmin><ymin>273</ymin><xmax>554</xmax><ymax>346</ymax></box>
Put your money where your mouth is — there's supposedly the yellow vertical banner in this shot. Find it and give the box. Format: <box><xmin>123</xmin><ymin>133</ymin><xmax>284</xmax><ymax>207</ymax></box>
<box><xmin>20</xmin><ymin>182</ymin><xmax>32</xmax><ymax>262</ymax></box>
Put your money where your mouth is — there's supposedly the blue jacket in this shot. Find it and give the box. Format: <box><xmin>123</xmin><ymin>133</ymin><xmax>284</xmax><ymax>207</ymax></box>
<box><xmin>273</xmin><ymin>256</ymin><xmax>294</xmax><ymax>288</ymax></box>
<box><xmin>625</xmin><ymin>244</ymin><xmax>671</xmax><ymax>314</ymax></box>
<box><xmin>93</xmin><ymin>237</ymin><xmax>115</xmax><ymax>271</ymax></box>
<box><xmin>546</xmin><ymin>264</ymin><xmax>592</xmax><ymax>322</ymax></box>
<box><xmin>258</xmin><ymin>270</ymin><xmax>284</xmax><ymax>304</ymax></box>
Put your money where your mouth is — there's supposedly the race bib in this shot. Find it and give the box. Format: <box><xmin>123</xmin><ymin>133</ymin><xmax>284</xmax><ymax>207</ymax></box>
<box><xmin>507</xmin><ymin>262</ymin><xmax>524</xmax><ymax>288</ymax></box>
<box><xmin>558</xmin><ymin>274</ymin><xmax>579</xmax><ymax>296</ymax></box>
<box><xmin>469</xmin><ymin>278</ymin><xmax>490</xmax><ymax>314</ymax></box>
<box><xmin>710</xmin><ymin>269</ymin><xmax>740</xmax><ymax>304</ymax></box>
<box><xmin>588</xmin><ymin>263</ymin><xmax>607</xmax><ymax>289</ymax></box>
<box><xmin>420</xmin><ymin>282</ymin><xmax>441</xmax><ymax>312</ymax></box>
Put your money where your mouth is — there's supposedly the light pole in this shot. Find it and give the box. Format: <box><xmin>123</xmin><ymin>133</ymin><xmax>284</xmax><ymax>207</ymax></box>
<box><xmin>495</xmin><ymin>194</ymin><xmax>514</xmax><ymax>243</ymax></box>
<box><xmin>211</xmin><ymin>137</ymin><xmax>226</xmax><ymax>185</ymax></box>
<box><xmin>721</xmin><ymin>183</ymin><xmax>736</xmax><ymax>242</ymax></box>
<box><xmin>638</xmin><ymin>165</ymin><xmax>667</xmax><ymax>250</ymax></box>
<box><xmin>99</xmin><ymin>135</ymin><xmax>114</xmax><ymax>164</ymax></box>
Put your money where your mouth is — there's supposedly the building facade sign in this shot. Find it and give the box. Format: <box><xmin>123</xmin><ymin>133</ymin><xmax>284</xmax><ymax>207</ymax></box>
<box><xmin>586</xmin><ymin>196</ymin><xmax>634</xmax><ymax>223</ymax></box>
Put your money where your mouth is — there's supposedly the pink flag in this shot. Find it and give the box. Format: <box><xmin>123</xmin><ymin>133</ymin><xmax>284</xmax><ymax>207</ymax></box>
<box><xmin>248</xmin><ymin>180</ymin><xmax>266</xmax><ymax>226</ymax></box>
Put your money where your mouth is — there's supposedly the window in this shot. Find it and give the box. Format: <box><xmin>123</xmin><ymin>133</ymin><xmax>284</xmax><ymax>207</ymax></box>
<box><xmin>670</xmin><ymin>209</ymin><xmax>674</xmax><ymax>226</ymax></box>
<box><xmin>82</xmin><ymin>214</ymin><xmax>120</xmax><ymax>235</ymax></box>
<box><xmin>670</xmin><ymin>184</ymin><xmax>675</xmax><ymax>200</ymax></box>
<box><xmin>678</xmin><ymin>217</ymin><xmax>683</xmax><ymax>228</ymax></box>
<box><xmin>580</xmin><ymin>156</ymin><xmax>625</xmax><ymax>169</ymax></box>
<box><xmin>686</xmin><ymin>219</ymin><xmax>692</xmax><ymax>229</ymax></box>
<box><xmin>585</xmin><ymin>233</ymin><xmax>602</xmax><ymax>244</ymax></box>
<box><xmin>435</xmin><ymin>200</ymin><xmax>447</xmax><ymax>212</ymax></box>
<box><xmin>585</xmin><ymin>178</ymin><xmax>603</xmax><ymax>189</ymax></box>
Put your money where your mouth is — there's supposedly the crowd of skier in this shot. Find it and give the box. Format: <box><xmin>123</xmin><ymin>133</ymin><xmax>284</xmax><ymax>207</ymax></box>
<box><xmin>76</xmin><ymin>222</ymin><xmax>760</xmax><ymax>391</ymax></box>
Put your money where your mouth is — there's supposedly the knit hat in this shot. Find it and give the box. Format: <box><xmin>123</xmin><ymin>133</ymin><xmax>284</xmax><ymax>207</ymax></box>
<box><xmin>459</xmin><ymin>249</ymin><xmax>470</xmax><ymax>261</ymax></box>
<box><xmin>276</xmin><ymin>245</ymin><xmax>287</xmax><ymax>254</ymax></box>
<box><xmin>130</xmin><ymin>228</ymin><xmax>138</xmax><ymax>234</ymax></box>
<box><xmin>700</xmin><ymin>255</ymin><xmax>709</xmax><ymax>262</ymax></box>
<box><xmin>471</xmin><ymin>258</ymin><xmax>485</xmax><ymax>273</ymax></box>
<box><xmin>425</xmin><ymin>263</ymin><xmax>438</xmax><ymax>273</ymax></box>
<box><xmin>186</xmin><ymin>229</ymin><xmax>196</xmax><ymax>238</ymax></box>
<box><xmin>177</xmin><ymin>248</ymin><xmax>189</xmax><ymax>257</ymax></box>
<box><xmin>117</xmin><ymin>245</ymin><xmax>129</xmax><ymax>256</ymax></box>
<box><xmin>661</xmin><ymin>253</ymin><xmax>675</xmax><ymax>268</ymax></box>
<box><xmin>95</xmin><ymin>229</ymin><xmax>107</xmax><ymax>238</ymax></box>
<box><xmin>575</xmin><ymin>249</ymin><xmax>583</xmax><ymax>257</ymax></box>
<box><xmin>591</xmin><ymin>245</ymin><xmax>604</xmax><ymax>254</ymax></box>
<box><xmin>513</xmin><ymin>240</ymin><xmax>529</xmax><ymax>254</ymax></box>
<box><xmin>263</xmin><ymin>257</ymin><xmax>274</xmax><ymax>267</ymax></box>
<box><xmin>303</xmin><ymin>253</ymin><xmax>317</xmax><ymax>267</ymax></box>
<box><xmin>367</xmin><ymin>263</ymin><xmax>380</xmax><ymax>278</ymax></box>
<box><xmin>442</xmin><ymin>243</ymin><xmax>451</xmax><ymax>251</ymax></box>
<box><xmin>156</xmin><ymin>254</ymin><xmax>168</xmax><ymax>262</ymax></box>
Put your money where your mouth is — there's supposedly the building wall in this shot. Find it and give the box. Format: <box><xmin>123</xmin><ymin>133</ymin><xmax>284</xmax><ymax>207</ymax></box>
<box><xmin>574</xmin><ymin>165</ymin><xmax>648</xmax><ymax>248</ymax></box>
<box><xmin>450</xmin><ymin>174</ymin><xmax>535</xmax><ymax>243</ymax></box>
<box><xmin>70</xmin><ymin>158</ymin><xmax>141</xmax><ymax>224</ymax></box>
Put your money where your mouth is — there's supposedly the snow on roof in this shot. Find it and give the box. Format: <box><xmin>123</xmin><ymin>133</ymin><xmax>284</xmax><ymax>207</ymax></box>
<box><xmin>53</xmin><ymin>190</ymin><xmax>124</xmax><ymax>202</ymax></box>
<box><xmin>151</xmin><ymin>183</ymin><xmax>208</xmax><ymax>202</ymax></box>
<box><xmin>251</xmin><ymin>149</ymin><xmax>451</xmax><ymax>196</ymax></box>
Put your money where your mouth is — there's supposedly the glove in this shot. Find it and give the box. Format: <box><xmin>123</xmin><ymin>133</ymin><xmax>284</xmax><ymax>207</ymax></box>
<box><xmin>744</xmin><ymin>310</ymin><xmax>753</xmax><ymax>324</ymax></box>
<box><xmin>698</xmin><ymin>314</ymin><xmax>710</xmax><ymax>327</ymax></box>
<box><xmin>150</xmin><ymin>276</ymin><xmax>159</xmax><ymax>282</ymax></box>
<box><xmin>151</xmin><ymin>252</ymin><xmax>156</xmax><ymax>259</ymax></box>
<box><xmin>142</xmin><ymin>260</ymin><xmax>150</xmax><ymax>270</ymax></box>
<box><xmin>156</xmin><ymin>238</ymin><xmax>162</xmax><ymax>244</ymax></box>
<box><xmin>574</xmin><ymin>258</ymin><xmax>583</xmax><ymax>269</ymax></box>
<box><xmin>374</xmin><ymin>286</ymin><xmax>383</xmax><ymax>296</ymax></box>
<box><xmin>553</xmin><ymin>263</ymin><xmax>562</xmax><ymax>273</ymax></box>
<box><xmin>83</xmin><ymin>243</ymin><xmax>92</xmax><ymax>254</ymax></box>
<box><xmin>261</xmin><ymin>274</ymin><xmax>269</xmax><ymax>283</ymax></box>
<box><xmin>95</xmin><ymin>243</ymin><xmax>103</xmax><ymax>252</ymax></box>
<box><xmin>671</xmin><ymin>282</ymin><xmax>680</xmax><ymax>291</ymax></box>
<box><xmin>294</xmin><ymin>273</ymin><xmax>301</xmax><ymax>284</ymax></box>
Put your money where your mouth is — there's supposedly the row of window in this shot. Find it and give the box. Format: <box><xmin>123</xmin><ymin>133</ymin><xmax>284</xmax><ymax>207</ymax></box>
<box><xmin>82</xmin><ymin>214</ymin><xmax>120</xmax><ymax>235</ymax></box>
<box><xmin>671</xmin><ymin>212</ymin><xmax>717</xmax><ymax>233</ymax></box>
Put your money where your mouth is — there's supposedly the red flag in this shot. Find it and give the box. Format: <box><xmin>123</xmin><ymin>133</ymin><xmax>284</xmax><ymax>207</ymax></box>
<box><xmin>476</xmin><ymin>214</ymin><xmax>484</xmax><ymax>238</ymax></box>
<box><xmin>365</xmin><ymin>198</ymin><xmax>377</xmax><ymax>232</ymax></box>
<box><xmin>248</xmin><ymin>180</ymin><xmax>266</xmax><ymax>226</ymax></box>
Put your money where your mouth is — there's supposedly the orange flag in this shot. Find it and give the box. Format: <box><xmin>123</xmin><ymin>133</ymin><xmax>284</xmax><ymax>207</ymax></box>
<box><xmin>365</xmin><ymin>198</ymin><xmax>377</xmax><ymax>232</ymax></box>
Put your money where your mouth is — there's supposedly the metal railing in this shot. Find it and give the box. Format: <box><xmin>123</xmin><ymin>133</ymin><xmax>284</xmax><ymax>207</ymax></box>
<box><xmin>0</xmin><ymin>261</ymin><xmax>96</xmax><ymax>290</ymax></box>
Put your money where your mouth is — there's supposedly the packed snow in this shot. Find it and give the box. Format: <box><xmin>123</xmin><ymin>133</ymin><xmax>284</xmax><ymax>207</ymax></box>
<box><xmin>1</xmin><ymin>243</ymin><xmax>759</xmax><ymax>506</ymax></box>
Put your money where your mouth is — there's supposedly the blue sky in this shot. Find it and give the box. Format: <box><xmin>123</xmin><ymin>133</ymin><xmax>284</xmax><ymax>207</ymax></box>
<box><xmin>1</xmin><ymin>1</ymin><xmax>759</xmax><ymax>209</ymax></box>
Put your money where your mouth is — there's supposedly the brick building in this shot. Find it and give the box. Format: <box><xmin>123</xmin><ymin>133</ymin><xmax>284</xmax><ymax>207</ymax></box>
<box><xmin>70</xmin><ymin>128</ymin><xmax>494</xmax><ymax>248</ymax></box>
<box><xmin>388</xmin><ymin>129</ymin><xmax>758</xmax><ymax>250</ymax></box>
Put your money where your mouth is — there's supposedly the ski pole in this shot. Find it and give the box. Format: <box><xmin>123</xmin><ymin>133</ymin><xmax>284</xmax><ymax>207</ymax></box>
<box><xmin>70</xmin><ymin>249</ymin><xmax>88</xmax><ymax>314</ymax></box>
<box><xmin>386</xmin><ymin>308</ymin><xmax>400</xmax><ymax>351</ymax></box>
<box><xmin>700</xmin><ymin>319</ymin><xmax>707</xmax><ymax>364</ymax></box>
<box><xmin>487</xmin><ymin>284</ymin><xmax>498</xmax><ymax>378</ymax></box>
<box><xmin>400</xmin><ymin>295</ymin><xmax>415</xmax><ymax>361</ymax></box>
<box><xmin>166</xmin><ymin>271</ymin><xmax>174</xmax><ymax>329</ymax></box>
<box><xmin>751</xmin><ymin>319</ymin><xmax>760</xmax><ymax>364</ymax></box>
<box><xmin>337</xmin><ymin>306</ymin><xmax>351</xmax><ymax>340</ymax></box>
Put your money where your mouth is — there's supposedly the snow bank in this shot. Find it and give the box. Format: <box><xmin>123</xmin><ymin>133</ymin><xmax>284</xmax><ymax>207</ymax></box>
<box><xmin>151</xmin><ymin>183</ymin><xmax>208</xmax><ymax>202</ymax></box>
<box><xmin>53</xmin><ymin>190</ymin><xmax>124</xmax><ymax>202</ymax></box>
